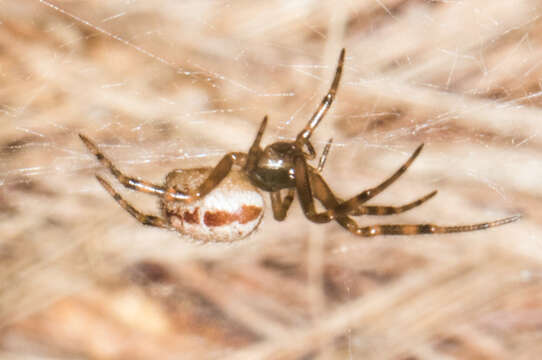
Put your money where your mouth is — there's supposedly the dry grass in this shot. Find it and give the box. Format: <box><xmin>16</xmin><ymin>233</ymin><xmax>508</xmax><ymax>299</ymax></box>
<box><xmin>1</xmin><ymin>1</ymin><xmax>542</xmax><ymax>359</ymax></box>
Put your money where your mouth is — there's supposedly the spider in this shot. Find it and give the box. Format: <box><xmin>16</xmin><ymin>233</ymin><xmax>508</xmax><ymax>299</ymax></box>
<box><xmin>80</xmin><ymin>49</ymin><xmax>519</xmax><ymax>242</ymax></box>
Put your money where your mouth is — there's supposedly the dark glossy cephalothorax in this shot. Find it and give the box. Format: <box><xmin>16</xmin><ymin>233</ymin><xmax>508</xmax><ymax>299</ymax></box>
<box><xmin>80</xmin><ymin>49</ymin><xmax>519</xmax><ymax>238</ymax></box>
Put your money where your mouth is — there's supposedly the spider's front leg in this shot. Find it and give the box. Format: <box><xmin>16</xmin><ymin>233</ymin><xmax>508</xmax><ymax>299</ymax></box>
<box><xmin>293</xmin><ymin>143</ymin><xmax>427</xmax><ymax>223</ymax></box>
<box><xmin>328</xmin><ymin>143</ymin><xmax>425</xmax><ymax>217</ymax></box>
<box><xmin>165</xmin><ymin>152</ymin><xmax>248</xmax><ymax>203</ymax></box>
<box><xmin>341</xmin><ymin>216</ymin><xmax>521</xmax><ymax>237</ymax></box>
<box><xmin>303</xmin><ymin>166</ymin><xmax>362</xmax><ymax>231</ymax></box>
<box><xmin>294</xmin><ymin>155</ymin><xmax>336</xmax><ymax>223</ymax></box>
<box><xmin>296</xmin><ymin>49</ymin><xmax>345</xmax><ymax>146</ymax></box>
<box><xmin>302</xmin><ymin>169</ymin><xmax>520</xmax><ymax>237</ymax></box>
<box><xmin>308</xmin><ymin>170</ymin><xmax>436</xmax><ymax>217</ymax></box>
<box><xmin>349</xmin><ymin>190</ymin><xmax>437</xmax><ymax>216</ymax></box>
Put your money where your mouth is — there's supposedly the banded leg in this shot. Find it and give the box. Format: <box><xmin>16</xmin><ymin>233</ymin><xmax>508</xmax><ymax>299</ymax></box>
<box><xmin>96</xmin><ymin>175</ymin><xmax>171</xmax><ymax>229</ymax></box>
<box><xmin>80</xmin><ymin>134</ymin><xmax>166</xmax><ymax>196</ymax></box>
<box><xmin>294</xmin><ymin>156</ymin><xmax>335</xmax><ymax>223</ymax></box>
<box><xmin>308</xmin><ymin>170</ymin><xmax>520</xmax><ymax>237</ymax></box>
<box><xmin>270</xmin><ymin>189</ymin><xmax>295</xmax><ymax>221</ymax></box>
<box><xmin>350</xmin><ymin>190</ymin><xmax>437</xmax><ymax>216</ymax></box>
<box><xmin>294</xmin><ymin>144</ymin><xmax>424</xmax><ymax>222</ymax></box>
<box><xmin>316</xmin><ymin>138</ymin><xmax>333</xmax><ymax>173</ymax></box>
<box><xmin>327</xmin><ymin>143</ymin><xmax>425</xmax><ymax>217</ymax></box>
<box><xmin>344</xmin><ymin>216</ymin><xmax>521</xmax><ymax>237</ymax></box>
<box><xmin>296</xmin><ymin>49</ymin><xmax>345</xmax><ymax>144</ymax></box>
<box><xmin>165</xmin><ymin>152</ymin><xmax>248</xmax><ymax>202</ymax></box>
<box><xmin>308</xmin><ymin>168</ymin><xmax>362</xmax><ymax>231</ymax></box>
<box><xmin>294</xmin><ymin>156</ymin><xmax>429</xmax><ymax>223</ymax></box>
<box><xmin>308</xmin><ymin>170</ymin><xmax>436</xmax><ymax>217</ymax></box>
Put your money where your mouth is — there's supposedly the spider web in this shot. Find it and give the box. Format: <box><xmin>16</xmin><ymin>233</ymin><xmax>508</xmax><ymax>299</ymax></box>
<box><xmin>1</xmin><ymin>1</ymin><xmax>541</xmax><ymax>359</ymax></box>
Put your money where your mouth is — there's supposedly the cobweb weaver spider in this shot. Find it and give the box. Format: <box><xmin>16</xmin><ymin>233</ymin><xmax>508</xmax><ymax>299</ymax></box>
<box><xmin>80</xmin><ymin>49</ymin><xmax>519</xmax><ymax>241</ymax></box>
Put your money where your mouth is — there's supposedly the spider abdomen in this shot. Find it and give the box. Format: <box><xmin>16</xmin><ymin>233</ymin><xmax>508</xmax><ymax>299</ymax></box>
<box><xmin>162</xmin><ymin>168</ymin><xmax>264</xmax><ymax>242</ymax></box>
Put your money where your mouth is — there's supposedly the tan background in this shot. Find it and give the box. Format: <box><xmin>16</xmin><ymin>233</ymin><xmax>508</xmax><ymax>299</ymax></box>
<box><xmin>1</xmin><ymin>1</ymin><xmax>541</xmax><ymax>359</ymax></box>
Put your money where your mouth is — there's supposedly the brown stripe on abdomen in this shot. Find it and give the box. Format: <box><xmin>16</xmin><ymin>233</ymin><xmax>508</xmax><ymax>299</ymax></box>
<box><xmin>204</xmin><ymin>205</ymin><xmax>262</xmax><ymax>227</ymax></box>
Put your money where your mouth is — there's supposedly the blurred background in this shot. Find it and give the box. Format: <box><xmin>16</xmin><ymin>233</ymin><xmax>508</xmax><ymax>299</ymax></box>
<box><xmin>1</xmin><ymin>1</ymin><xmax>542</xmax><ymax>359</ymax></box>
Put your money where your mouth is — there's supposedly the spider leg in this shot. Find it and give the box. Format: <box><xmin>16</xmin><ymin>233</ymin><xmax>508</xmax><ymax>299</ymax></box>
<box><xmin>296</xmin><ymin>49</ymin><xmax>345</xmax><ymax>145</ymax></box>
<box><xmin>79</xmin><ymin>134</ymin><xmax>166</xmax><ymax>196</ymax></box>
<box><xmin>246</xmin><ymin>115</ymin><xmax>268</xmax><ymax>171</ymax></box>
<box><xmin>302</xmin><ymin>140</ymin><xmax>317</xmax><ymax>160</ymax></box>
<box><xmin>295</xmin><ymin>145</ymin><xmax>433</xmax><ymax>223</ymax></box>
<box><xmin>350</xmin><ymin>190</ymin><xmax>437</xmax><ymax>216</ymax></box>
<box><xmin>307</xmin><ymin>167</ymin><xmax>364</xmax><ymax>231</ymax></box>
<box><xmin>316</xmin><ymin>138</ymin><xmax>333</xmax><ymax>173</ymax></box>
<box><xmin>308</xmin><ymin>169</ymin><xmax>436</xmax><ymax>217</ymax></box>
<box><xmin>341</xmin><ymin>215</ymin><xmax>521</xmax><ymax>237</ymax></box>
<box><xmin>270</xmin><ymin>189</ymin><xmax>295</xmax><ymax>221</ymax></box>
<box><xmin>293</xmin><ymin>156</ymin><xmax>388</xmax><ymax>224</ymax></box>
<box><xmin>294</xmin><ymin>155</ymin><xmax>334</xmax><ymax>223</ymax></box>
<box><xmin>327</xmin><ymin>143</ymin><xmax>425</xmax><ymax>217</ymax></box>
<box><xmin>165</xmin><ymin>152</ymin><xmax>248</xmax><ymax>202</ymax></box>
<box><xmin>96</xmin><ymin>175</ymin><xmax>172</xmax><ymax>229</ymax></box>
<box><xmin>307</xmin><ymin>167</ymin><xmax>520</xmax><ymax>237</ymax></box>
<box><xmin>309</xmin><ymin>169</ymin><xmax>520</xmax><ymax>234</ymax></box>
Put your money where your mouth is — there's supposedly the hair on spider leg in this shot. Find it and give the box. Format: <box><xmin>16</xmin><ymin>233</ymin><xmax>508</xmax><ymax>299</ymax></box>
<box><xmin>80</xmin><ymin>48</ymin><xmax>520</xmax><ymax>242</ymax></box>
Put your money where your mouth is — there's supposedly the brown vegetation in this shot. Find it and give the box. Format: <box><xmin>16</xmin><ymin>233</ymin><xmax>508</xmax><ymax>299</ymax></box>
<box><xmin>1</xmin><ymin>1</ymin><xmax>541</xmax><ymax>359</ymax></box>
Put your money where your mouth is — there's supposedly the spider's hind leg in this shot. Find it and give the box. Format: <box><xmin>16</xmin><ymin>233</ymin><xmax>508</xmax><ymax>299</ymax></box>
<box><xmin>96</xmin><ymin>175</ymin><xmax>171</xmax><ymax>229</ymax></box>
<box><xmin>165</xmin><ymin>151</ymin><xmax>248</xmax><ymax>202</ymax></box>
<box><xmin>79</xmin><ymin>134</ymin><xmax>166</xmax><ymax>196</ymax></box>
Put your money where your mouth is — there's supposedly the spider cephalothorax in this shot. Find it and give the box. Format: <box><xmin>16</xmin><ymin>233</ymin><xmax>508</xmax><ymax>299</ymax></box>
<box><xmin>248</xmin><ymin>141</ymin><xmax>299</xmax><ymax>192</ymax></box>
<box><xmin>80</xmin><ymin>49</ymin><xmax>519</xmax><ymax>242</ymax></box>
